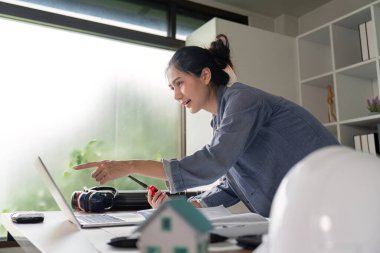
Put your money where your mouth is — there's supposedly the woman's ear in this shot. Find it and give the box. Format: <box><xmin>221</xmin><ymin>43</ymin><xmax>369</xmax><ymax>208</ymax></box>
<box><xmin>201</xmin><ymin>67</ymin><xmax>212</xmax><ymax>85</ymax></box>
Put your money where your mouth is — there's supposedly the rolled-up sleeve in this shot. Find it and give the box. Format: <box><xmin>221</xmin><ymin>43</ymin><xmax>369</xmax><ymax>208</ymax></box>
<box><xmin>188</xmin><ymin>176</ymin><xmax>240</xmax><ymax>208</ymax></box>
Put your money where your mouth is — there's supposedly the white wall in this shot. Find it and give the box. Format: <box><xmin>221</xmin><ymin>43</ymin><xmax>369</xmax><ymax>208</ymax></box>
<box><xmin>191</xmin><ymin>0</ymin><xmax>378</xmax><ymax>37</ymax></box>
<box><xmin>299</xmin><ymin>0</ymin><xmax>377</xmax><ymax>34</ymax></box>
<box><xmin>274</xmin><ymin>14</ymin><xmax>298</xmax><ymax>37</ymax></box>
<box><xmin>214</xmin><ymin>19</ymin><xmax>298</xmax><ymax>102</ymax></box>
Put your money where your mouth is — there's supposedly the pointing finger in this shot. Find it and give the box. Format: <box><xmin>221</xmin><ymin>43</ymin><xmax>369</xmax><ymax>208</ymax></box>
<box><xmin>73</xmin><ymin>162</ymin><xmax>102</xmax><ymax>170</ymax></box>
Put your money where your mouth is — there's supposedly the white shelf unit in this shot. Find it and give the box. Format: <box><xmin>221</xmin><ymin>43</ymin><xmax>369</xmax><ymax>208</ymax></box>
<box><xmin>297</xmin><ymin>2</ymin><xmax>380</xmax><ymax>148</ymax></box>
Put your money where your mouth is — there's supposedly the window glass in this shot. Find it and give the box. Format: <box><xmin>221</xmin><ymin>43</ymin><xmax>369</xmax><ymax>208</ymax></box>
<box><xmin>17</xmin><ymin>0</ymin><xmax>168</xmax><ymax>36</ymax></box>
<box><xmin>147</xmin><ymin>246</ymin><xmax>161</xmax><ymax>253</ymax></box>
<box><xmin>176</xmin><ymin>7</ymin><xmax>212</xmax><ymax>40</ymax></box>
<box><xmin>161</xmin><ymin>217</ymin><xmax>172</xmax><ymax>231</ymax></box>
<box><xmin>0</xmin><ymin>16</ymin><xmax>177</xmax><ymax>236</ymax></box>
<box><xmin>175</xmin><ymin>247</ymin><xmax>188</xmax><ymax>253</ymax></box>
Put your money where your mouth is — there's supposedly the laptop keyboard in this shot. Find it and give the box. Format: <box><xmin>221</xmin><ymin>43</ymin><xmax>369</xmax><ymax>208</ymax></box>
<box><xmin>76</xmin><ymin>214</ymin><xmax>125</xmax><ymax>224</ymax></box>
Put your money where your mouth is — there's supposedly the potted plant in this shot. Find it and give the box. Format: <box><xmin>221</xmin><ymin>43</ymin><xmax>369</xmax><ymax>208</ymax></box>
<box><xmin>367</xmin><ymin>96</ymin><xmax>380</xmax><ymax>114</ymax></box>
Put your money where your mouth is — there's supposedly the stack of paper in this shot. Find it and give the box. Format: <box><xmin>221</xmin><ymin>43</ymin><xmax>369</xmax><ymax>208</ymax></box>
<box><xmin>198</xmin><ymin>205</ymin><xmax>269</xmax><ymax>238</ymax></box>
<box><xmin>137</xmin><ymin>205</ymin><xmax>269</xmax><ymax>238</ymax></box>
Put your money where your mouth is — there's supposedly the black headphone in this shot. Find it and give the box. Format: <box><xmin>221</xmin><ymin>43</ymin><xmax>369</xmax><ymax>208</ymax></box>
<box><xmin>71</xmin><ymin>186</ymin><xmax>118</xmax><ymax>213</ymax></box>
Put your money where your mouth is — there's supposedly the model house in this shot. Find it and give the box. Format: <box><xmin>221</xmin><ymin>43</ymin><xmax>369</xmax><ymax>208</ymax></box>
<box><xmin>136</xmin><ymin>198</ymin><xmax>212</xmax><ymax>253</ymax></box>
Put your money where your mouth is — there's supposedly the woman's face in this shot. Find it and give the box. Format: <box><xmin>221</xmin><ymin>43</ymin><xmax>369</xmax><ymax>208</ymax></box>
<box><xmin>167</xmin><ymin>66</ymin><xmax>214</xmax><ymax>114</ymax></box>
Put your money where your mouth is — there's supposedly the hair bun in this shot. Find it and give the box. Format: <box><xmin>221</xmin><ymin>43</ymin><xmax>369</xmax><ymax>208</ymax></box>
<box><xmin>208</xmin><ymin>34</ymin><xmax>233</xmax><ymax>70</ymax></box>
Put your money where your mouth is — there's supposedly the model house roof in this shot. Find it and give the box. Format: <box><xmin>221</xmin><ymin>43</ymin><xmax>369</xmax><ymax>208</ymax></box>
<box><xmin>135</xmin><ymin>197</ymin><xmax>212</xmax><ymax>234</ymax></box>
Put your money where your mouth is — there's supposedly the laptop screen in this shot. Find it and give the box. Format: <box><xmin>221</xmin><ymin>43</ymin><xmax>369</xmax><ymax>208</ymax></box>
<box><xmin>34</xmin><ymin>157</ymin><xmax>82</xmax><ymax>228</ymax></box>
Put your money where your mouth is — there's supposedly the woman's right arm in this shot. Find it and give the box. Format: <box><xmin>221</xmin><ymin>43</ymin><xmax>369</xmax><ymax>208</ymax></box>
<box><xmin>73</xmin><ymin>160</ymin><xmax>167</xmax><ymax>185</ymax></box>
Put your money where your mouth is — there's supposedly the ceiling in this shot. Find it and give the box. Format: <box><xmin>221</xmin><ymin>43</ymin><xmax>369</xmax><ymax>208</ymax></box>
<box><xmin>208</xmin><ymin>0</ymin><xmax>333</xmax><ymax>18</ymax></box>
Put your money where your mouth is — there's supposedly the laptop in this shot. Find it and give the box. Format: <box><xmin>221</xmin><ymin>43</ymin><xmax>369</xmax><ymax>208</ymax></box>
<box><xmin>34</xmin><ymin>156</ymin><xmax>145</xmax><ymax>228</ymax></box>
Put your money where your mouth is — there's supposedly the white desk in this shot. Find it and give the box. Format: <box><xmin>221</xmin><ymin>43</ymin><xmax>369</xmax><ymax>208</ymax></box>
<box><xmin>1</xmin><ymin>211</ymin><xmax>251</xmax><ymax>253</ymax></box>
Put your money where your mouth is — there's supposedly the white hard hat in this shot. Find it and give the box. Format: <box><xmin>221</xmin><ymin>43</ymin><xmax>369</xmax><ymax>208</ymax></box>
<box><xmin>258</xmin><ymin>146</ymin><xmax>380</xmax><ymax>253</ymax></box>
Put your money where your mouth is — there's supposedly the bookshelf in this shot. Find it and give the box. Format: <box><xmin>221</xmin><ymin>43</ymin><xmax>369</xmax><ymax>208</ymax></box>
<box><xmin>297</xmin><ymin>1</ymin><xmax>380</xmax><ymax>149</ymax></box>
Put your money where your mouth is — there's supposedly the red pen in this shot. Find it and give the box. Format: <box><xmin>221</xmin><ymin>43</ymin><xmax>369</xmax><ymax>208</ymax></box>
<box><xmin>128</xmin><ymin>175</ymin><xmax>158</xmax><ymax>197</ymax></box>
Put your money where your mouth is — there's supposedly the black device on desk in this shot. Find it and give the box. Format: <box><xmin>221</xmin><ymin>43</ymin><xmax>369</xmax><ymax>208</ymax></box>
<box><xmin>108</xmin><ymin>236</ymin><xmax>138</xmax><ymax>248</ymax></box>
<box><xmin>11</xmin><ymin>212</ymin><xmax>45</xmax><ymax>224</ymax></box>
<box><xmin>107</xmin><ymin>233</ymin><xmax>229</xmax><ymax>248</ymax></box>
<box><xmin>236</xmin><ymin>234</ymin><xmax>262</xmax><ymax>249</ymax></box>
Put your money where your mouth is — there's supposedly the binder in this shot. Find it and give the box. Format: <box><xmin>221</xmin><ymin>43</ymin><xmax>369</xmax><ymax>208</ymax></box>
<box><xmin>354</xmin><ymin>135</ymin><xmax>362</xmax><ymax>151</ymax></box>
<box><xmin>359</xmin><ymin>23</ymin><xmax>369</xmax><ymax>61</ymax></box>
<box><xmin>377</xmin><ymin>123</ymin><xmax>380</xmax><ymax>151</ymax></box>
<box><xmin>366</xmin><ymin>20</ymin><xmax>377</xmax><ymax>59</ymax></box>
<box><xmin>361</xmin><ymin>134</ymin><xmax>369</xmax><ymax>153</ymax></box>
<box><xmin>367</xmin><ymin>133</ymin><xmax>379</xmax><ymax>155</ymax></box>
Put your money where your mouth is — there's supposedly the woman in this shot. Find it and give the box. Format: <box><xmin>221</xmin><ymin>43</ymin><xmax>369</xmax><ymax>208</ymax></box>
<box><xmin>74</xmin><ymin>35</ymin><xmax>339</xmax><ymax>217</ymax></box>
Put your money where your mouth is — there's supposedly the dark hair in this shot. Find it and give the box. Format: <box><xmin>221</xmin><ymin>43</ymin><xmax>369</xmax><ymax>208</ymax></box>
<box><xmin>167</xmin><ymin>34</ymin><xmax>233</xmax><ymax>87</ymax></box>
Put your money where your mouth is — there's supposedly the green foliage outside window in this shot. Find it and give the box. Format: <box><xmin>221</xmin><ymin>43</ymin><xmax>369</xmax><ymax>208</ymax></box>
<box><xmin>0</xmin><ymin>14</ymin><xmax>177</xmax><ymax>239</ymax></box>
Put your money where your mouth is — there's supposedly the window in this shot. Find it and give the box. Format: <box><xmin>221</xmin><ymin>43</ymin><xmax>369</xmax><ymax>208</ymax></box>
<box><xmin>2</xmin><ymin>0</ymin><xmax>247</xmax><ymax>42</ymax></box>
<box><xmin>147</xmin><ymin>246</ymin><xmax>161</xmax><ymax>253</ymax></box>
<box><xmin>0</xmin><ymin>15</ymin><xmax>177</xmax><ymax>236</ymax></box>
<box><xmin>15</xmin><ymin>0</ymin><xmax>169</xmax><ymax>36</ymax></box>
<box><xmin>174</xmin><ymin>1</ymin><xmax>248</xmax><ymax>40</ymax></box>
<box><xmin>0</xmin><ymin>0</ymin><xmax>247</xmax><ymax>239</ymax></box>
<box><xmin>175</xmin><ymin>247</ymin><xmax>188</xmax><ymax>253</ymax></box>
<box><xmin>161</xmin><ymin>217</ymin><xmax>172</xmax><ymax>231</ymax></box>
<box><xmin>176</xmin><ymin>6</ymin><xmax>212</xmax><ymax>40</ymax></box>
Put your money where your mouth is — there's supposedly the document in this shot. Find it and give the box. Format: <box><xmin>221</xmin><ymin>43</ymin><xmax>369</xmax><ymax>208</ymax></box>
<box><xmin>198</xmin><ymin>205</ymin><xmax>232</xmax><ymax>219</ymax></box>
<box><xmin>212</xmin><ymin>221</ymin><xmax>269</xmax><ymax>238</ymax></box>
<box><xmin>205</xmin><ymin>206</ymin><xmax>269</xmax><ymax>238</ymax></box>
<box><xmin>137</xmin><ymin>205</ymin><xmax>269</xmax><ymax>238</ymax></box>
<box><xmin>211</xmin><ymin>212</ymin><xmax>268</xmax><ymax>224</ymax></box>
<box><xmin>136</xmin><ymin>204</ymin><xmax>232</xmax><ymax>220</ymax></box>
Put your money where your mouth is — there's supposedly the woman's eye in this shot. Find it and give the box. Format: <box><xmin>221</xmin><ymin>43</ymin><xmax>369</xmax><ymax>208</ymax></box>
<box><xmin>177</xmin><ymin>81</ymin><xmax>183</xmax><ymax>87</ymax></box>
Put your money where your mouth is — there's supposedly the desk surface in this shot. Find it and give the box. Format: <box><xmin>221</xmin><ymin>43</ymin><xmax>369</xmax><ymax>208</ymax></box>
<box><xmin>1</xmin><ymin>211</ymin><xmax>252</xmax><ymax>253</ymax></box>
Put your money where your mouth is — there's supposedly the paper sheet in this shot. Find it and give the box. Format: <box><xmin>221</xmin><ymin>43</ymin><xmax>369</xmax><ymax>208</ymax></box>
<box><xmin>212</xmin><ymin>221</ymin><xmax>269</xmax><ymax>238</ymax></box>
<box><xmin>210</xmin><ymin>212</ymin><xmax>268</xmax><ymax>224</ymax></box>
<box><xmin>137</xmin><ymin>205</ymin><xmax>269</xmax><ymax>238</ymax></box>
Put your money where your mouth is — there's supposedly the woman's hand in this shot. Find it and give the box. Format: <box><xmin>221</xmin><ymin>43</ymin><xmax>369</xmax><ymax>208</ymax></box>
<box><xmin>189</xmin><ymin>199</ymin><xmax>202</xmax><ymax>208</ymax></box>
<box><xmin>147</xmin><ymin>189</ymin><xmax>169</xmax><ymax>209</ymax></box>
<box><xmin>73</xmin><ymin>160</ymin><xmax>130</xmax><ymax>185</ymax></box>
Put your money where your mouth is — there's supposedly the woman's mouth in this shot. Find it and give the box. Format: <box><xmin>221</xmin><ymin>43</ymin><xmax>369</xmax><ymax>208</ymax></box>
<box><xmin>182</xmin><ymin>99</ymin><xmax>191</xmax><ymax>107</ymax></box>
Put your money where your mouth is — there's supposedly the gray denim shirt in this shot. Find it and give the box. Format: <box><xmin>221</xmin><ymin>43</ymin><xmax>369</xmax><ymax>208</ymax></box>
<box><xmin>163</xmin><ymin>82</ymin><xmax>339</xmax><ymax>217</ymax></box>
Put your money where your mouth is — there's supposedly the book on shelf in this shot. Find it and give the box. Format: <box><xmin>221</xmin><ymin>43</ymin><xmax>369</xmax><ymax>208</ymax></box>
<box><xmin>354</xmin><ymin>130</ymin><xmax>379</xmax><ymax>156</ymax></box>
<box><xmin>361</xmin><ymin>134</ymin><xmax>369</xmax><ymax>153</ymax></box>
<box><xmin>359</xmin><ymin>20</ymin><xmax>377</xmax><ymax>61</ymax></box>
<box><xmin>354</xmin><ymin>135</ymin><xmax>362</xmax><ymax>151</ymax></box>
<box><xmin>367</xmin><ymin>133</ymin><xmax>379</xmax><ymax>155</ymax></box>
<box><xmin>378</xmin><ymin>123</ymin><xmax>380</xmax><ymax>150</ymax></box>
<box><xmin>366</xmin><ymin>20</ymin><xmax>377</xmax><ymax>59</ymax></box>
<box><xmin>359</xmin><ymin>22</ymin><xmax>369</xmax><ymax>61</ymax></box>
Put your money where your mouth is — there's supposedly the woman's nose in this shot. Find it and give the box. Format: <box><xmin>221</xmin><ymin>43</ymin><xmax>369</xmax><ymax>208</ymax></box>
<box><xmin>173</xmin><ymin>87</ymin><xmax>182</xmax><ymax>100</ymax></box>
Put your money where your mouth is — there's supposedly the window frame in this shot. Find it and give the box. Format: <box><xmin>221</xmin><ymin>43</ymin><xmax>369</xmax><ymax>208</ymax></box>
<box><xmin>0</xmin><ymin>1</ymin><xmax>248</xmax><ymax>50</ymax></box>
<box><xmin>0</xmin><ymin>1</ymin><xmax>182</xmax><ymax>50</ymax></box>
<box><xmin>0</xmin><ymin>0</ymin><xmax>247</xmax><ymax>158</ymax></box>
